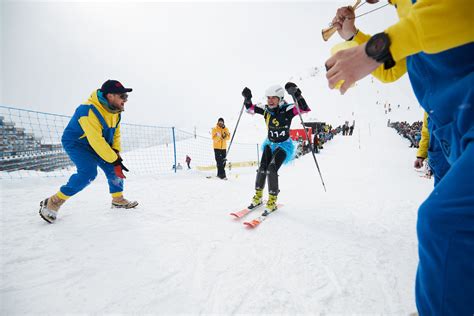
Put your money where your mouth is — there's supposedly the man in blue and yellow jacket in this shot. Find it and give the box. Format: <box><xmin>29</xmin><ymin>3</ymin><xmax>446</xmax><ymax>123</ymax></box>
<box><xmin>327</xmin><ymin>1</ymin><xmax>473</xmax><ymax>314</ymax></box>
<box><xmin>39</xmin><ymin>80</ymin><xmax>138</xmax><ymax>224</ymax></box>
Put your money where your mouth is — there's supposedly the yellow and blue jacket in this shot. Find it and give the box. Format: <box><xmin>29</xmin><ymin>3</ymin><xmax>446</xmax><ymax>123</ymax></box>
<box><xmin>351</xmin><ymin>31</ymin><xmax>407</xmax><ymax>83</ymax></box>
<box><xmin>385</xmin><ymin>0</ymin><xmax>473</xmax><ymax>64</ymax></box>
<box><xmin>388</xmin><ymin>0</ymin><xmax>473</xmax><ymax>165</ymax></box>
<box><xmin>352</xmin><ymin>0</ymin><xmax>473</xmax><ymax>164</ymax></box>
<box><xmin>61</xmin><ymin>90</ymin><xmax>121</xmax><ymax>163</ymax></box>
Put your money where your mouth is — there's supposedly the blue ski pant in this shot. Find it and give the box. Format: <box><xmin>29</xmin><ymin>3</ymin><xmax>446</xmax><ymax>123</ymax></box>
<box><xmin>59</xmin><ymin>141</ymin><xmax>123</xmax><ymax>197</ymax></box>
<box><xmin>427</xmin><ymin>145</ymin><xmax>450</xmax><ymax>187</ymax></box>
<box><xmin>416</xmin><ymin>141</ymin><xmax>474</xmax><ymax>315</ymax></box>
<box><xmin>427</xmin><ymin>120</ymin><xmax>450</xmax><ymax>187</ymax></box>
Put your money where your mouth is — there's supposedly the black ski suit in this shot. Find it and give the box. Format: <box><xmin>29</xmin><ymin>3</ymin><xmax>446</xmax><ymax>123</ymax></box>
<box><xmin>245</xmin><ymin>101</ymin><xmax>310</xmax><ymax>195</ymax></box>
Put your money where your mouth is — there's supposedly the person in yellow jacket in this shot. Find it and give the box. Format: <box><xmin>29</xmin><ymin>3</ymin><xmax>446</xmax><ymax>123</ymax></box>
<box><xmin>39</xmin><ymin>80</ymin><xmax>138</xmax><ymax>224</ymax></box>
<box><xmin>414</xmin><ymin>112</ymin><xmax>430</xmax><ymax>170</ymax></box>
<box><xmin>414</xmin><ymin>112</ymin><xmax>450</xmax><ymax>187</ymax></box>
<box><xmin>211</xmin><ymin>118</ymin><xmax>230</xmax><ymax>179</ymax></box>
<box><xmin>327</xmin><ymin>1</ymin><xmax>474</xmax><ymax>314</ymax></box>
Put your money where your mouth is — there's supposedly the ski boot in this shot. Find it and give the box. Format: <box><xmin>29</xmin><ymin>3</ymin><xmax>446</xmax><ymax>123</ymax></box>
<box><xmin>112</xmin><ymin>196</ymin><xmax>139</xmax><ymax>209</ymax></box>
<box><xmin>39</xmin><ymin>194</ymin><xmax>65</xmax><ymax>223</ymax></box>
<box><xmin>248</xmin><ymin>189</ymin><xmax>263</xmax><ymax>210</ymax></box>
<box><xmin>262</xmin><ymin>194</ymin><xmax>278</xmax><ymax>216</ymax></box>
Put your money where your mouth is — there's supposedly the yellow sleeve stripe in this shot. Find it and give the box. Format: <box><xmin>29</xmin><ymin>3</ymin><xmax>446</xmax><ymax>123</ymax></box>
<box><xmin>352</xmin><ymin>30</ymin><xmax>371</xmax><ymax>45</ymax></box>
<box><xmin>386</xmin><ymin>0</ymin><xmax>474</xmax><ymax>61</ymax></box>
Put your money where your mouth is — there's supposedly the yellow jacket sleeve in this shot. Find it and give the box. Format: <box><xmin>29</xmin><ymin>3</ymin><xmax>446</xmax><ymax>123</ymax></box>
<box><xmin>78</xmin><ymin>110</ymin><xmax>119</xmax><ymax>163</ymax></box>
<box><xmin>112</xmin><ymin>124</ymin><xmax>121</xmax><ymax>152</ymax></box>
<box><xmin>352</xmin><ymin>29</ymin><xmax>371</xmax><ymax>44</ymax></box>
<box><xmin>352</xmin><ymin>30</ymin><xmax>407</xmax><ymax>83</ymax></box>
<box><xmin>212</xmin><ymin>127</ymin><xmax>220</xmax><ymax>141</ymax></box>
<box><xmin>416</xmin><ymin>112</ymin><xmax>430</xmax><ymax>159</ymax></box>
<box><xmin>386</xmin><ymin>0</ymin><xmax>474</xmax><ymax>62</ymax></box>
<box><xmin>223</xmin><ymin>128</ymin><xmax>231</xmax><ymax>141</ymax></box>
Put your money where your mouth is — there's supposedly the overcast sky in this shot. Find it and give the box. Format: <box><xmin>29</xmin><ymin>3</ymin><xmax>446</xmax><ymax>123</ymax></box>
<box><xmin>1</xmin><ymin>1</ymin><xmax>404</xmax><ymax>131</ymax></box>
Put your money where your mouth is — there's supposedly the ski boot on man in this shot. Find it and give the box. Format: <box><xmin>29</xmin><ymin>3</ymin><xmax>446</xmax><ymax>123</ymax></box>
<box><xmin>39</xmin><ymin>194</ymin><xmax>65</xmax><ymax>223</ymax></box>
<box><xmin>39</xmin><ymin>193</ymin><xmax>138</xmax><ymax>223</ymax></box>
<box><xmin>111</xmin><ymin>196</ymin><xmax>139</xmax><ymax>209</ymax></box>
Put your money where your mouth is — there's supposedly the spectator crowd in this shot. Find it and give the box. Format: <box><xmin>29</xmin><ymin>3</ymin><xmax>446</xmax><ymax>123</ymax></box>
<box><xmin>389</xmin><ymin>120</ymin><xmax>423</xmax><ymax>148</ymax></box>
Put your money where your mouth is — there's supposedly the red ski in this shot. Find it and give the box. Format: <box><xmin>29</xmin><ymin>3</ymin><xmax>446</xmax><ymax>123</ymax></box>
<box><xmin>230</xmin><ymin>204</ymin><xmax>263</xmax><ymax>218</ymax></box>
<box><xmin>243</xmin><ymin>204</ymin><xmax>283</xmax><ymax>228</ymax></box>
<box><xmin>243</xmin><ymin>216</ymin><xmax>267</xmax><ymax>228</ymax></box>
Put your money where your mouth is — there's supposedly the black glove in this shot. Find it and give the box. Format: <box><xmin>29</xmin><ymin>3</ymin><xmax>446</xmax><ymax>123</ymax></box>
<box><xmin>285</xmin><ymin>82</ymin><xmax>302</xmax><ymax>99</ymax></box>
<box><xmin>242</xmin><ymin>87</ymin><xmax>252</xmax><ymax>104</ymax></box>
<box><xmin>113</xmin><ymin>148</ymin><xmax>121</xmax><ymax>159</ymax></box>
<box><xmin>285</xmin><ymin>82</ymin><xmax>309</xmax><ymax>110</ymax></box>
<box><xmin>112</xmin><ymin>156</ymin><xmax>129</xmax><ymax>179</ymax></box>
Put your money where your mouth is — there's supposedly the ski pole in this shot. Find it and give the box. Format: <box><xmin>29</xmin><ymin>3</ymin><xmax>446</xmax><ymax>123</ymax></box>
<box><xmin>226</xmin><ymin>103</ymin><xmax>245</xmax><ymax>160</ymax></box>
<box><xmin>285</xmin><ymin>83</ymin><xmax>327</xmax><ymax>192</ymax></box>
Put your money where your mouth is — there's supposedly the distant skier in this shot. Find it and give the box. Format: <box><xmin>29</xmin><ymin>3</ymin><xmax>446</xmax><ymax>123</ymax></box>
<box><xmin>39</xmin><ymin>80</ymin><xmax>138</xmax><ymax>224</ymax></box>
<box><xmin>185</xmin><ymin>155</ymin><xmax>191</xmax><ymax>169</ymax></box>
<box><xmin>241</xmin><ymin>83</ymin><xmax>310</xmax><ymax>213</ymax></box>
<box><xmin>349</xmin><ymin>121</ymin><xmax>355</xmax><ymax>136</ymax></box>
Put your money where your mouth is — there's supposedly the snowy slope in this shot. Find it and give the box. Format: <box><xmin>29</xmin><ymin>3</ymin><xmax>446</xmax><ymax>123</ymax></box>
<box><xmin>0</xmin><ymin>115</ymin><xmax>433</xmax><ymax>314</ymax></box>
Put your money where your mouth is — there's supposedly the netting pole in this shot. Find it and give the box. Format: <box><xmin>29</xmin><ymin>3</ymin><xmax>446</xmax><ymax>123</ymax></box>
<box><xmin>172</xmin><ymin>127</ymin><xmax>177</xmax><ymax>173</ymax></box>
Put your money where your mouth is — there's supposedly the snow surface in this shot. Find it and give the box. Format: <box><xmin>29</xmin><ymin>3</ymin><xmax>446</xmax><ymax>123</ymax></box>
<box><xmin>1</xmin><ymin>116</ymin><xmax>433</xmax><ymax>314</ymax></box>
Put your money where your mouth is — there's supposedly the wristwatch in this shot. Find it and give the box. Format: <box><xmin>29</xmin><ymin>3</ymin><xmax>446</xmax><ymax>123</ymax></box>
<box><xmin>365</xmin><ymin>32</ymin><xmax>396</xmax><ymax>69</ymax></box>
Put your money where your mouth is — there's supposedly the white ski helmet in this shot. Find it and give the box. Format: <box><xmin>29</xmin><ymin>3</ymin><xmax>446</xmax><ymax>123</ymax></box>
<box><xmin>265</xmin><ymin>85</ymin><xmax>285</xmax><ymax>100</ymax></box>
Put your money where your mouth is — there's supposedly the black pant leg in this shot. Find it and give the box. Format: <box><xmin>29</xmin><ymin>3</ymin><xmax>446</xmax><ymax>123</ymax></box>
<box><xmin>267</xmin><ymin>149</ymin><xmax>287</xmax><ymax>195</ymax></box>
<box><xmin>255</xmin><ymin>145</ymin><xmax>272</xmax><ymax>190</ymax></box>
<box><xmin>214</xmin><ymin>149</ymin><xmax>226</xmax><ymax>178</ymax></box>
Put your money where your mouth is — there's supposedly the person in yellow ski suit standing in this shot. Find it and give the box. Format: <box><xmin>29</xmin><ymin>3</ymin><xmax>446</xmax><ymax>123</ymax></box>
<box><xmin>212</xmin><ymin>118</ymin><xmax>230</xmax><ymax>180</ymax></box>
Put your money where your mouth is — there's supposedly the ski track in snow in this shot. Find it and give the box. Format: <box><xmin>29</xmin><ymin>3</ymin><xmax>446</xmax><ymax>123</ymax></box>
<box><xmin>0</xmin><ymin>121</ymin><xmax>432</xmax><ymax>314</ymax></box>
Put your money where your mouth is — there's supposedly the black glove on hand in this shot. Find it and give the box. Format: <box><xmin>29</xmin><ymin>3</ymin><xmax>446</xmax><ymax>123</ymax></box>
<box><xmin>113</xmin><ymin>148</ymin><xmax>122</xmax><ymax>159</ymax></box>
<box><xmin>242</xmin><ymin>87</ymin><xmax>253</xmax><ymax>105</ymax></box>
<box><xmin>285</xmin><ymin>82</ymin><xmax>302</xmax><ymax>99</ymax></box>
<box><xmin>112</xmin><ymin>156</ymin><xmax>129</xmax><ymax>179</ymax></box>
<box><xmin>285</xmin><ymin>82</ymin><xmax>309</xmax><ymax>110</ymax></box>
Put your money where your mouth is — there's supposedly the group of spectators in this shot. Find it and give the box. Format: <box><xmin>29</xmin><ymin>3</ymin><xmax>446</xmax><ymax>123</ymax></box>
<box><xmin>295</xmin><ymin>123</ymin><xmax>344</xmax><ymax>158</ymax></box>
<box><xmin>389</xmin><ymin>120</ymin><xmax>423</xmax><ymax>148</ymax></box>
<box><xmin>341</xmin><ymin>121</ymin><xmax>355</xmax><ymax>136</ymax></box>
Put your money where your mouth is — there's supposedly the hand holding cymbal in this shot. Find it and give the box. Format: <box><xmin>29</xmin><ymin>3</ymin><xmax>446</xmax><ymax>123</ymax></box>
<box><xmin>322</xmin><ymin>0</ymin><xmax>362</xmax><ymax>41</ymax></box>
